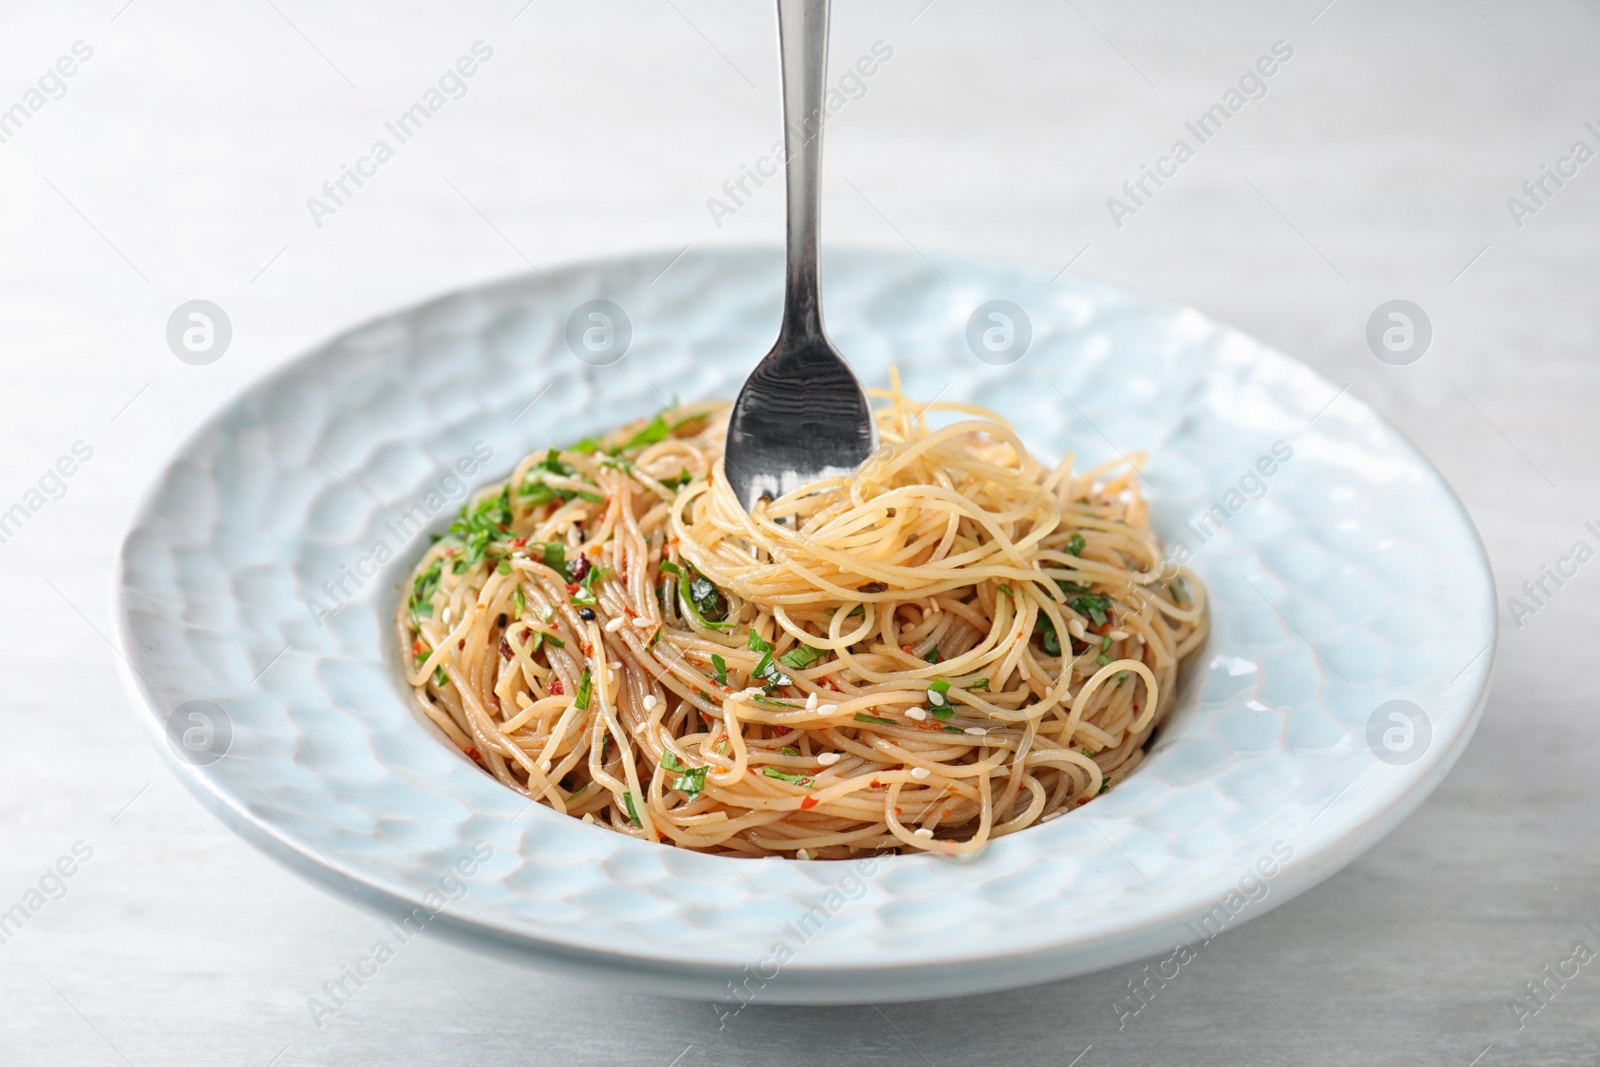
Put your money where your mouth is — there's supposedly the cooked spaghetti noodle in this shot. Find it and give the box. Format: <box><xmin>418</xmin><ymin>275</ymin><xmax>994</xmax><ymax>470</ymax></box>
<box><xmin>398</xmin><ymin>376</ymin><xmax>1206</xmax><ymax>857</ymax></box>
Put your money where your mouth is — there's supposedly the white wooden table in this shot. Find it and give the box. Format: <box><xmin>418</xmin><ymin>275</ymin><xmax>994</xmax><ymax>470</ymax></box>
<box><xmin>3</xmin><ymin>1</ymin><xmax>1596</xmax><ymax>1063</ymax></box>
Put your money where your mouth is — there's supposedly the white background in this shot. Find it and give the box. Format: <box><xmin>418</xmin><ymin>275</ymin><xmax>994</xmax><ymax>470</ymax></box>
<box><xmin>2</xmin><ymin>0</ymin><xmax>1597</xmax><ymax>1063</ymax></box>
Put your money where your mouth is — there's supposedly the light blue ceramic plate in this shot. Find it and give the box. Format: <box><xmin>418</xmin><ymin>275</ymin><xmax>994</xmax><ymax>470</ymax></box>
<box><xmin>113</xmin><ymin>248</ymin><xmax>1495</xmax><ymax>1004</ymax></box>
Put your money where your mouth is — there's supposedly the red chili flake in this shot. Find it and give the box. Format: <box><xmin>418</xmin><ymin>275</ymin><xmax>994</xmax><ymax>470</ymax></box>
<box><xmin>1077</xmin><ymin>796</ymin><xmax>1092</xmax><ymax>805</ymax></box>
<box><xmin>508</xmin><ymin>537</ymin><xmax>528</xmax><ymax>549</ymax></box>
<box><xmin>800</xmin><ymin>796</ymin><xmax>819</xmax><ymax>810</ymax></box>
<box><xmin>549</xmin><ymin>678</ymin><xmax>564</xmax><ymax>695</ymax></box>
<box><xmin>772</xmin><ymin>726</ymin><xmax>791</xmax><ymax>737</ymax></box>
<box><xmin>901</xmin><ymin>644</ymin><xmax>914</xmax><ymax>655</ymax></box>
<box><xmin>870</xmin><ymin>779</ymin><xmax>882</xmax><ymax>789</ymax></box>
<box><xmin>566</xmin><ymin>583</ymin><xmax>581</xmax><ymax>595</ymax></box>
<box><xmin>457</xmin><ymin>639</ymin><xmax>466</xmax><ymax>650</ymax></box>
<box><xmin>499</xmin><ymin>638</ymin><xmax>513</xmax><ymax>659</ymax></box>
<box><xmin>463</xmin><ymin>746</ymin><xmax>480</xmax><ymax>760</ymax></box>
<box><xmin>1093</xmin><ymin>620</ymin><xmax>1114</xmax><ymax>635</ymax></box>
<box><xmin>411</xmin><ymin>639</ymin><xmax>423</xmax><ymax>657</ymax></box>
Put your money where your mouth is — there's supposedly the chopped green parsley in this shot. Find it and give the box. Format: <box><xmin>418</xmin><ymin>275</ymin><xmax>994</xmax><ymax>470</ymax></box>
<box><xmin>778</xmin><ymin>644</ymin><xmax>827</xmax><ymax>670</ymax></box>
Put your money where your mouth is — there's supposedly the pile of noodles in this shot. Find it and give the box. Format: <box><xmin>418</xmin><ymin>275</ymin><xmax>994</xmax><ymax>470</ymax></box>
<box><xmin>398</xmin><ymin>375</ymin><xmax>1207</xmax><ymax>857</ymax></box>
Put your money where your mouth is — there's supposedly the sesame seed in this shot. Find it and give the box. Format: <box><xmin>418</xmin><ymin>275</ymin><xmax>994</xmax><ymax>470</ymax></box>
<box><xmin>632</xmin><ymin>616</ymin><xmax>655</xmax><ymax>628</ymax></box>
<box><xmin>1041</xmin><ymin>811</ymin><xmax>1064</xmax><ymax>823</ymax></box>
<box><xmin>805</xmin><ymin>692</ymin><xmax>819</xmax><ymax>712</ymax></box>
<box><xmin>927</xmin><ymin>689</ymin><xmax>947</xmax><ymax>707</ymax></box>
<box><xmin>911</xmin><ymin>766</ymin><xmax>930</xmax><ymax>780</ymax></box>
<box><xmin>581</xmin><ymin>813</ymin><xmax>596</xmax><ymax>825</ymax></box>
<box><xmin>816</xmin><ymin>752</ymin><xmax>841</xmax><ymax>766</ymax></box>
<box><xmin>1068</xmin><ymin>618</ymin><xmax>1087</xmax><ymax>638</ymax></box>
<box><xmin>539</xmin><ymin>760</ymin><xmax>551</xmax><ymax>773</ymax></box>
<box><xmin>964</xmin><ymin>727</ymin><xmax>987</xmax><ymax>736</ymax></box>
<box><xmin>643</xmin><ymin>695</ymin><xmax>659</xmax><ymax>713</ymax></box>
<box><xmin>1109</xmin><ymin>630</ymin><xmax>1128</xmax><ymax>640</ymax></box>
<box><xmin>906</xmin><ymin>708</ymin><xmax>927</xmax><ymax>722</ymax></box>
<box><xmin>912</xmin><ymin>827</ymin><xmax>934</xmax><ymax>839</ymax></box>
<box><xmin>820</xmin><ymin>703</ymin><xmax>839</xmax><ymax>714</ymax></box>
<box><xmin>796</xmin><ymin>849</ymin><xmax>811</xmax><ymax>861</ymax></box>
<box><xmin>604</xmin><ymin>617</ymin><xmax>625</xmax><ymax>633</ymax></box>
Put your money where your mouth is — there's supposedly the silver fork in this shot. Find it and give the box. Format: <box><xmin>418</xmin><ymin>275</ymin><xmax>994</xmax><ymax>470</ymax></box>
<box><xmin>724</xmin><ymin>0</ymin><xmax>877</xmax><ymax>514</ymax></box>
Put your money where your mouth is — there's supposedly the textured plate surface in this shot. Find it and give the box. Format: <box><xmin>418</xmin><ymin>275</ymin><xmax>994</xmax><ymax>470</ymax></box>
<box><xmin>113</xmin><ymin>247</ymin><xmax>1495</xmax><ymax>1004</ymax></box>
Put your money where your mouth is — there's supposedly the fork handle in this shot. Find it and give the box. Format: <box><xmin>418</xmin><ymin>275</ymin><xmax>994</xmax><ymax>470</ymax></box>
<box><xmin>776</xmin><ymin>0</ymin><xmax>829</xmax><ymax>345</ymax></box>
